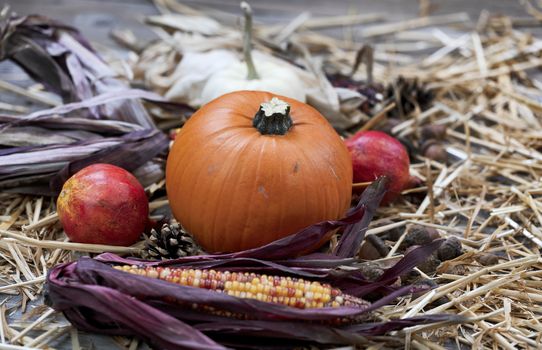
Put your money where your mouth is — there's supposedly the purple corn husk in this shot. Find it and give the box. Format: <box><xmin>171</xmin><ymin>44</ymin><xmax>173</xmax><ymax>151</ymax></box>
<box><xmin>1</xmin><ymin>13</ymin><xmax>155</xmax><ymax>126</ymax></box>
<box><xmin>334</xmin><ymin>177</ymin><xmax>389</xmax><ymax>258</ymax></box>
<box><xmin>0</xmin><ymin>12</ymin><xmax>191</xmax><ymax>194</ymax></box>
<box><xmin>47</xmin><ymin>248</ymin><xmax>457</xmax><ymax>349</ymax></box>
<box><xmin>46</xmin><ymin>179</ymin><xmax>463</xmax><ymax>349</ymax></box>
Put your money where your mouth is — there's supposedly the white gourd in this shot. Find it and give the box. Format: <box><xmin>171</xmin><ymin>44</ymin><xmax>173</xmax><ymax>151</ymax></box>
<box><xmin>200</xmin><ymin>2</ymin><xmax>306</xmax><ymax>105</ymax></box>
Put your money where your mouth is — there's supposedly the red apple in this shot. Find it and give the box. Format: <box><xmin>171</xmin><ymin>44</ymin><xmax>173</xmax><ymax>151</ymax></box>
<box><xmin>345</xmin><ymin>130</ymin><xmax>411</xmax><ymax>204</ymax></box>
<box><xmin>57</xmin><ymin>164</ymin><xmax>148</xmax><ymax>246</ymax></box>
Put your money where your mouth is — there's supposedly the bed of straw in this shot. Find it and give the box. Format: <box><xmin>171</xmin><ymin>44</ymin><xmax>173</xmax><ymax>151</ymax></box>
<box><xmin>2</xmin><ymin>0</ymin><xmax>542</xmax><ymax>349</ymax></box>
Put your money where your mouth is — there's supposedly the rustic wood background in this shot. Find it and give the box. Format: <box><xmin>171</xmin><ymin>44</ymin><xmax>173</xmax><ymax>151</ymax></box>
<box><xmin>2</xmin><ymin>0</ymin><xmax>539</xmax><ymax>349</ymax></box>
<box><xmin>7</xmin><ymin>0</ymin><xmax>537</xmax><ymax>47</ymax></box>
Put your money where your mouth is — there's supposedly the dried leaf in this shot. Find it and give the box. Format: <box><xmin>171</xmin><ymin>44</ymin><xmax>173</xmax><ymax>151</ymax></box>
<box><xmin>0</xmin><ymin>89</ymin><xmax>169</xmax><ymax>131</ymax></box>
<box><xmin>334</xmin><ymin>177</ymin><xmax>389</xmax><ymax>258</ymax></box>
<box><xmin>0</xmin><ymin>13</ymin><xmax>156</xmax><ymax>127</ymax></box>
<box><xmin>0</xmin><ymin>128</ymin><xmax>168</xmax><ymax>195</ymax></box>
<box><xmin>0</xmin><ymin>12</ymin><xmax>184</xmax><ymax>194</ymax></box>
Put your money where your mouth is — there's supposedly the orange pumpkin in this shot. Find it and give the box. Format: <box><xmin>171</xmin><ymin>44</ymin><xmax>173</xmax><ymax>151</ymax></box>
<box><xmin>166</xmin><ymin>91</ymin><xmax>352</xmax><ymax>252</ymax></box>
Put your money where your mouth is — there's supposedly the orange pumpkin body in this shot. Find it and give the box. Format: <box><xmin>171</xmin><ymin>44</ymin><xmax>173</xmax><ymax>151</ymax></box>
<box><xmin>166</xmin><ymin>91</ymin><xmax>352</xmax><ymax>252</ymax></box>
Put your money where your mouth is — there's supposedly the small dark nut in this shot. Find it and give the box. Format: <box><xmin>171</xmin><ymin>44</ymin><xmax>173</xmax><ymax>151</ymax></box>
<box><xmin>421</xmin><ymin>124</ymin><xmax>447</xmax><ymax>140</ymax></box>
<box><xmin>410</xmin><ymin>279</ymin><xmax>449</xmax><ymax>307</ymax></box>
<box><xmin>401</xmin><ymin>225</ymin><xmax>440</xmax><ymax>249</ymax></box>
<box><xmin>412</xmin><ymin>278</ymin><xmax>444</xmax><ymax>299</ymax></box>
<box><xmin>441</xmin><ymin>263</ymin><xmax>467</xmax><ymax>275</ymax></box>
<box><xmin>366</xmin><ymin>234</ymin><xmax>389</xmax><ymax>256</ymax></box>
<box><xmin>418</xmin><ymin>254</ymin><xmax>441</xmax><ymax>274</ymax></box>
<box><xmin>421</xmin><ymin>140</ymin><xmax>448</xmax><ymax>162</ymax></box>
<box><xmin>398</xmin><ymin>136</ymin><xmax>416</xmax><ymax>160</ymax></box>
<box><xmin>421</xmin><ymin>139</ymin><xmax>438</xmax><ymax>152</ymax></box>
<box><xmin>412</xmin><ymin>278</ymin><xmax>438</xmax><ymax>292</ymax></box>
<box><xmin>404</xmin><ymin>245</ymin><xmax>441</xmax><ymax>274</ymax></box>
<box><xmin>422</xmin><ymin>256</ymin><xmax>441</xmax><ymax>273</ymax></box>
<box><xmin>413</xmin><ymin>278</ymin><xmax>437</xmax><ymax>288</ymax></box>
<box><xmin>358</xmin><ymin>262</ymin><xmax>385</xmax><ymax>282</ymax></box>
<box><xmin>401</xmin><ymin>270</ymin><xmax>421</xmax><ymax>285</ymax></box>
<box><xmin>378</xmin><ymin>118</ymin><xmax>403</xmax><ymax>134</ymax></box>
<box><xmin>437</xmin><ymin>237</ymin><xmax>463</xmax><ymax>261</ymax></box>
<box><xmin>358</xmin><ymin>241</ymin><xmax>382</xmax><ymax>260</ymax></box>
<box><xmin>426</xmin><ymin>228</ymin><xmax>441</xmax><ymax>241</ymax></box>
<box><xmin>379</xmin><ymin>220</ymin><xmax>406</xmax><ymax>242</ymax></box>
<box><xmin>475</xmin><ymin>253</ymin><xmax>499</xmax><ymax>266</ymax></box>
<box><xmin>410</xmin><ymin>279</ymin><xmax>437</xmax><ymax>299</ymax></box>
<box><xmin>425</xmin><ymin>144</ymin><xmax>448</xmax><ymax>162</ymax></box>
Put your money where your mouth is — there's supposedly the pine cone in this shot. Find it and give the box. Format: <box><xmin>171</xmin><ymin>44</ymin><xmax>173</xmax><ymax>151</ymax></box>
<box><xmin>141</xmin><ymin>223</ymin><xmax>202</xmax><ymax>260</ymax></box>
<box><xmin>386</xmin><ymin>76</ymin><xmax>434</xmax><ymax>118</ymax></box>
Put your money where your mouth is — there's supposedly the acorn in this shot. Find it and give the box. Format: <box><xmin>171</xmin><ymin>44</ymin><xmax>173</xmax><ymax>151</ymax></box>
<box><xmin>421</xmin><ymin>139</ymin><xmax>448</xmax><ymax>163</ymax></box>
<box><xmin>377</xmin><ymin>118</ymin><xmax>403</xmax><ymax>135</ymax></box>
<box><xmin>437</xmin><ymin>237</ymin><xmax>463</xmax><ymax>261</ymax></box>
<box><xmin>400</xmin><ymin>225</ymin><xmax>440</xmax><ymax>250</ymax></box>
<box><xmin>421</xmin><ymin>124</ymin><xmax>447</xmax><ymax>141</ymax></box>
<box><xmin>367</xmin><ymin>234</ymin><xmax>390</xmax><ymax>256</ymax></box>
<box><xmin>442</xmin><ymin>264</ymin><xmax>467</xmax><ymax>276</ymax></box>
<box><xmin>411</xmin><ymin>279</ymin><xmax>450</xmax><ymax>307</ymax></box>
<box><xmin>475</xmin><ymin>253</ymin><xmax>499</xmax><ymax>266</ymax></box>
<box><xmin>404</xmin><ymin>245</ymin><xmax>441</xmax><ymax>273</ymax></box>
<box><xmin>401</xmin><ymin>270</ymin><xmax>421</xmax><ymax>285</ymax></box>
<box><xmin>379</xmin><ymin>220</ymin><xmax>406</xmax><ymax>242</ymax></box>
<box><xmin>359</xmin><ymin>234</ymin><xmax>390</xmax><ymax>260</ymax></box>
<box><xmin>358</xmin><ymin>240</ymin><xmax>381</xmax><ymax>260</ymax></box>
<box><xmin>398</xmin><ymin>136</ymin><xmax>417</xmax><ymax>160</ymax></box>
<box><xmin>358</xmin><ymin>261</ymin><xmax>385</xmax><ymax>282</ymax></box>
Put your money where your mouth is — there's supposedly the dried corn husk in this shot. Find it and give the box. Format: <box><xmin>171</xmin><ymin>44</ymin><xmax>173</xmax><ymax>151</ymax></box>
<box><xmin>0</xmin><ymin>11</ymin><xmax>183</xmax><ymax>194</ymax></box>
<box><xmin>47</xmin><ymin>180</ymin><xmax>463</xmax><ymax>349</ymax></box>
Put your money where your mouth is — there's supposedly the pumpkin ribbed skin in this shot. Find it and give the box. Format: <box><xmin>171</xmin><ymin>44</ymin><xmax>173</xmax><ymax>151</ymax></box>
<box><xmin>166</xmin><ymin>91</ymin><xmax>352</xmax><ymax>252</ymax></box>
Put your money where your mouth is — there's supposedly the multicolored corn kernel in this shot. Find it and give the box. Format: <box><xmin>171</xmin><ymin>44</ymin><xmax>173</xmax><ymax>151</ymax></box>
<box><xmin>114</xmin><ymin>265</ymin><xmax>367</xmax><ymax>309</ymax></box>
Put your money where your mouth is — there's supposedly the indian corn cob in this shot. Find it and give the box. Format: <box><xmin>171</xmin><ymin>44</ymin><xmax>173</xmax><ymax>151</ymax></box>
<box><xmin>114</xmin><ymin>265</ymin><xmax>368</xmax><ymax>309</ymax></box>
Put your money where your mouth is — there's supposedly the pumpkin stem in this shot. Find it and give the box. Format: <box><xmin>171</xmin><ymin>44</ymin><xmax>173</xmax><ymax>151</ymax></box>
<box><xmin>253</xmin><ymin>97</ymin><xmax>292</xmax><ymax>135</ymax></box>
<box><xmin>241</xmin><ymin>2</ymin><xmax>260</xmax><ymax>80</ymax></box>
